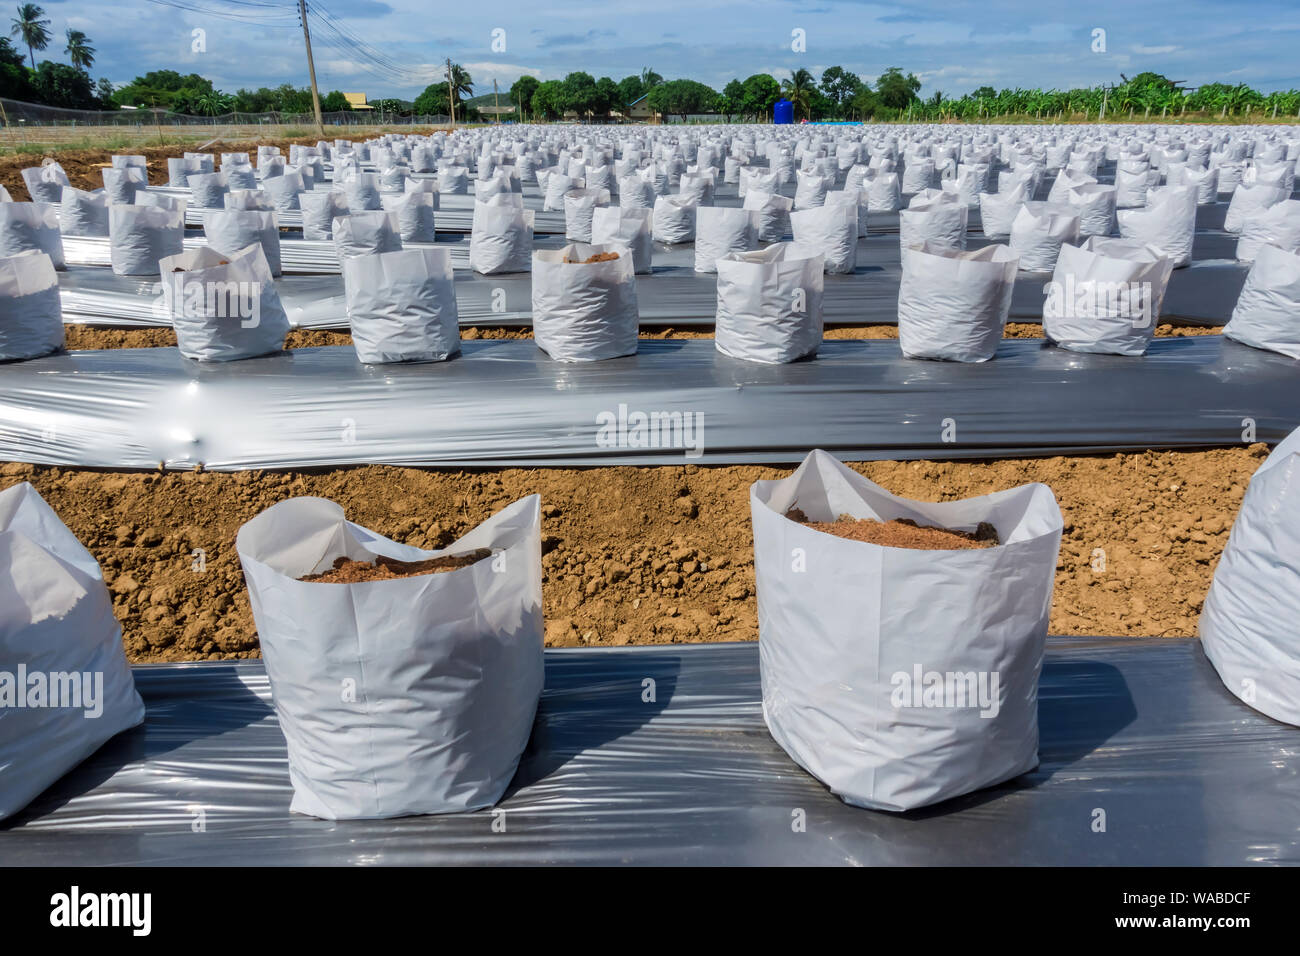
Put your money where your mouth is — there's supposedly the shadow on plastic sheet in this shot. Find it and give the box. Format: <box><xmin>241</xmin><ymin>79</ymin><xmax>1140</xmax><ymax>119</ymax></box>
<box><xmin>0</xmin><ymin>663</ymin><xmax>274</xmax><ymax>830</ymax></box>
<box><xmin>503</xmin><ymin>649</ymin><xmax>681</xmax><ymax>796</ymax></box>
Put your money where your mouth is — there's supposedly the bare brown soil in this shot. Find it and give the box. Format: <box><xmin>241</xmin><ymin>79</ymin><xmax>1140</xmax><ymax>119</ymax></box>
<box><xmin>0</xmin><ymin>444</ymin><xmax>1267</xmax><ymax>662</ymax></box>
<box><xmin>300</xmin><ymin>549</ymin><xmax>491</xmax><ymax>583</ymax></box>
<box><xmin>0</xmin><ymin>134</ymin><xmax>420</xmax><ymax>200</ymax></box>
<box><xmin>60</xmin><ymin>322</ymin><xmax>1223</xmax><ymax>351</ymax></box>
<box><xmin>566</xmin><ymin>251</ymin><xmax>622</xmax><ymax>263</ymax></box>
<box><xmin>787</xmin><ymin>508</ymin><xmax>999</xmax><ymax>549</ymax></box>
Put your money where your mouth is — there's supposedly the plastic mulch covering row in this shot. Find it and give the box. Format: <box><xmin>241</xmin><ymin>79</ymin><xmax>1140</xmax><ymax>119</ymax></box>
<box><xmin>1</xmin><ymin>337</ymin><xmax>1295</xmax><ymax>470</ymax></box>
<box><xmin>1</xmin><ymin>638</ymin><xmax>1296</xmax><ymax>865</ymax></box>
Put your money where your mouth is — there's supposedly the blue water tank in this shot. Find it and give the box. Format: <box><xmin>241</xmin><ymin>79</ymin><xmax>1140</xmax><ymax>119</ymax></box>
<box><xmin>773</xmin><ymin>99</ymin><xmax>793</xmax><ymax>124</ymax></box>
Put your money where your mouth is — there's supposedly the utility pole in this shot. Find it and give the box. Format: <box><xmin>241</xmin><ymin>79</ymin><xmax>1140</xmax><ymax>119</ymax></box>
<box><xmin>493</xmin><ymin>78</ymin><xmax>500</xmax><ymax>124</ymax></box>
<box><xmin>446</xmin><ymin>58</ymin><xmax>456</xmax><ymax>126</ymax></box>
<box><xmin>298</xmin><ymin>0</ymin><xmax>325</xmax><ymax>135</ymax></box>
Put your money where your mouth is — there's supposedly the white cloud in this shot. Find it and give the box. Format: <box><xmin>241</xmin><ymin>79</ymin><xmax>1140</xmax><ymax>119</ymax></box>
<box><xmin>1133</xmin><ymin>44</ymin><xmax>1179</xmax><ymax>55</ymax></box>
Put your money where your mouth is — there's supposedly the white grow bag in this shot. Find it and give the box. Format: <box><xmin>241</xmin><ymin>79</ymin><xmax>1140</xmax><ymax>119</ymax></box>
<box><xmin>1223</xmin><ymin>243</ymin><xmax>1300</xmax><ymax>359</ymax></box>
<box><xmin>532</xmin><ymin>243</ymin><xmax>639</xmax><ymax>362</ymax></box>
<box><xmin>342</xmin><ymin>247</ymin><xmax>460</xmax><ymax>363</ymax></box>
<box><xmin>750</xmin><ymin>449</ymin><xmax>1063</xmax><ymax>812</ymax></box>
<box><xmin>160</xmin><ymin>243</ymin><xmax>290</xmax><ymax>362</ymax></box>
<box><xmin>715</xmin><ymin>243</ymin><xmax>824</xmax><ymax>364</ymax></box>
<box><xmin>0</xmin><ymin>251</ymin><xmax>63</xmax><ymax>361</ymax></box>
<box><xmin>1200</xmin><ymin>427</ymin><xmax>1300</xmax><ymax>726</ymax></box>
<box><xmin>0</xmin><ymin>482</ymin><xmax>146</xmax><ymax>822</ymax></box>
<box><xmin>1042</xmin><ymin>238</ymin><xmax>1173</xmax><ymax>355</ymax></box>
<box><xmin>898</xmin><ymin>241</ymin><xmax>1019</xmax><ymax>363</ymax></box>
<box><xmin>236</xmin><ymin>494</ymin><xmax>543</xmax><ymax>819</ymax></box>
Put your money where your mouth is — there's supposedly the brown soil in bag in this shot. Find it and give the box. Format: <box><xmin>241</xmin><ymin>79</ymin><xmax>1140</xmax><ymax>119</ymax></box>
<box><xmin>786</xmin><ymin>508</ymin><xmax>1000</xmax><ymax>550</ymax></box>
<box><xmin>564</xmin><ymin>251</ymin><xmax>621</xmax><ymax>264</ymax></box>
<box><xmin>300</xmin><ymin>548</ymin><xmax>491</xmax><ymax>583</ymax></box>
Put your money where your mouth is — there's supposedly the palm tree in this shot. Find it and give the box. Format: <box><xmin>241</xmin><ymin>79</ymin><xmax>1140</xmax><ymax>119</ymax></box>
<box><xmin>10</xmin><ymin>3</ymin><xmax>49</xmax><ymax>70</ymax></box>
<box><xmin>64</xmin><ymin>27</ymin><xmax>93</xmax><ymax>71</ymax></box>
<box><xmin>781</xmin><ymin>68</ymin><xmax>815</xmax><ymax>120</ymax></box>
<box><xmin>447</xmin><ymin>62</ymin><xmax>472</xmax><ymax>114</ymax></box>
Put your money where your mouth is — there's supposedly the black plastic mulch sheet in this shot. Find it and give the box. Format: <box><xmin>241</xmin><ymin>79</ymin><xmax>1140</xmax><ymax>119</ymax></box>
<box><xmin>58</xmin><ymin>235</ymin><xmax>1246</xmax><ymax>329</ymax></box>
<box><xmin>2</xmin><ymin>638</ymin><xmax>1297</xmax><ymax>865</ymax></box>
<box><xmin>1</xmin><ymin>337</ymin><xmax>1294</xmax><ymax>470</ymax></box>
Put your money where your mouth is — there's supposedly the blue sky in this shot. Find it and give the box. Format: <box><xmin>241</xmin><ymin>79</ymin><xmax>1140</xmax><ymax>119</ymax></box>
<box><xmin>31</xmin><ymin>0</ymin><xmax>1300</xmax><ymax>100</ymax></box>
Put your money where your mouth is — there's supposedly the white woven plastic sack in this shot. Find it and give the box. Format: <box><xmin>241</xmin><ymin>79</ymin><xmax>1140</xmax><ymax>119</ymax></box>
<box><xmin>898</xmin><ymin>242</ymin><xmax>1019</xmax><ymax>362</ymax></box>
<box><xmin>899</xmin><ymin>193</ymin><xmax>968</xmax><ymax>252</ymax></box>
<box><xmin>235</xmin><ymin>494</ymin><xmax>543</xmax><ymax>819</ymax></box>
<box><xmin>1200</xmin><ymin>427</ymin><xmax>1300</xmax><ymax>726</ymax></box>
<box><xmin>1224</xmin><ymin>183</ymin><xmax>1287</xmax><ymax>234</ymax></box>
<box><xmin>793</xmin><ymin>170</ymin><xmax>830</xmax><ymax>210</ymax></box>
<box><xmin>300</xmin><ymin>190</ymin><xmax>348</xmax><ymax>240</ymax></box>
<box><xmin>334</xmin><ymin>211</ymin><xmax>403</xmax><ymax>260</ymax></box>
<box><xmin>695</xmin><ymin>206</ymin><xmax>756</xmax><ymax>273</ymax></box>
<box><xmin>393</xmin><ymin>191</ymin><xmax>437</xmax><ymax>244</ymax></box>
<box><xmin>532</xmin><ymin>243</ymin><xmax>639</xmax><ymax>362</ymax></box>
<box><xmin>101</xmin><ymin>166</ymin><xmax>146</xmax><ymax>205</ymax></box>
<box><xmin>592</xmin><ymin>205</ymin><xmax>652</xmax><ymax>275</ymax></box>
<box><xmin>866</xmin><ymin>172</ymin><xmax>901</xmax><ymax>213</ymax></box>
<box><xmin>0</xmin><ymin>251</ymin><xmax>63</xmax><ymax>360</ymax></box>
<box><xmin>203</xmin><ymin>208</ymin><xmax>282</xmax><ymax>277</ymax></box>
<box><xmin>109</xmin><ymin>203</ymin><xmax>184</xmax><ymax>275</ymax></box>
<box><xmin>790</xmin><ymin>201</ymin><xmax>857</xmax><ymax>275</ymax></box>
<box><xmin>262</xmin><ymin>171</ymin><xmax>304</xmax><ymax>213</ymax></box>
<box><xmin>1115</xmin><ymin>167</ymin><xmax>1149</xmax><ymax>208</ymax></box>
<box><xmin>0</xmin><ymin>203</ymin><xmax>65</xmax><ymax>269</ymax></box>
<box><xmin>739</xmin><ymin>167</ymin><xmax>780</xmax><ymax>199</ymax></box>
<box><xmin>543</xmin><ymin>174</ymin><xmax>579</xmax><ymax>212</ymax></box>
<box><xmin>1236</xmin><ymin>200</ymin><xmax>1300</xmax><ymax>262</ymax></box>
<box><xmin>901</xmin><ymin>157</ymin><xmax>935</xmax><ymax>194</ymax></box>
<box><xmin>715</xmin><ymin>243</ymin><xmax>824</xmax><ymax>364</ymax></box>
<box><xmin>58</xmin><ymin>187</ymin><xmax>109</xmax><ymax>237</ymax></box>
<box><xmin>0</xmin><ymin>482</ymin><xmax>145</xmax><ymax>822</ymax></box>
<box><xmin>469</xmin><ymin>201</ymin><xmax>533</xmax><ymax>274</ymax></box>
<box><xmin>1117</xmin><ymin>185</ymin><xmax>1197</xmax><ymax>268</ymax></box>
<box><xmin>743</xmin><ymin>189</ymin><xmax>793</xmax><ymax>243</ymax></box>
<box><xmin>21</xmin><ymin>163</ymin><xmax>69</xmax><ymax>203</ymax></box>
<box><xmin>225</xmin><ymin>189</ymin><xmax>271</xmax><ymax>211</ymax></box>
<box><xmin>160</xmin><ymin>243</ymin><xmax>290</xmax><ymax>361</ymax></box>
<box><xmin>1223</xmin><ymin>243</ymin><xmax>1300</xmax><ymax>359</ymax></box>
<box><xmin>186</xmin><ymin>171</ymin><xmax>229</xmax><ymax>209</ymax></box>
<box><xmin>1043</xmin><ymin>238</ymin><xmax>1173</xmax><ymax>355</ymax></box>
<box><xmin>563</xmin><ymin>188</ymin><xmax>609</xmax><ymax>242</ymax></box>
<box><xmin>1009</xmin><ymin>202</ymin><xmax>1080</xmax><ymax>273</ymax></box>
<box><xmin>978</xmin><ymin>181</ymin><xmax>1026</xmax><ymax>240</ymax></box>
<box><xmin>652</xmin><ymin>196</ymin><xmax>696</xmax><ymax>244</ymax></box>
<box><xmin>750</xmin><ymin>449</ymin><xmax>1063</xmax><ymax>811</ymax></box>
<box><xmin>342</xmin><ymin>247</ymin><xmax>460</xmax><ymax>364</ymax></box>
<box><xmin>1063</xmin><ymin>183</ymin><xmax>1117</xmax><ymax>238</ymax></box>
<box><xmin>341</xmin><ymin>174</ymin><xmax>383</xmax><ymax>211</ymax></box>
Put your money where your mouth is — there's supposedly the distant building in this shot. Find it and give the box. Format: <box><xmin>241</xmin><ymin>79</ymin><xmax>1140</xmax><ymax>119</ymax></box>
<box><xmin>627</xmin><ymin>94</ymin><xmax>661</xmax><ymax>124</ymax></box>
<box><xmin>343</xmin><ymin>93</ymin><xmax>373</xmax><ymax>111</ymax></box>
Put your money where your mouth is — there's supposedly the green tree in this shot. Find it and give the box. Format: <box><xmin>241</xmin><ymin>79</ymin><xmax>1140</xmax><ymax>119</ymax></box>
<box><xmin>510</xmin><ymin>74</ymin><xmax>539</xmax><ymax>118</ymax></box>
<box><xmin>640</xmin><ymin>67</ymin><xmax>662</xmax><ymax>90</ymax></box>
<box><xmin>740</xmin><ymin>73</ymin><xmax>780</xmax><ymax>120</ymax></box>
<box><xmin>780</xmin><ymin>68</ymin><xmax>816</xmax><ymax>120</ymax></box>
<box><xmin>646</xmin><ymin>78</ymin><xmax>717</xmax><ymax>122</ymax></box>
<box><xmin>876</xmin><ymin>67</ymin><xmax>920</xmax><ymax>109</ymax></box>
<box><xmin>616</xmin><ymin>74</ymin><xmax>644</xmax><ymax>111</ymax></box>
<box><xmin>412</xmin><ymin>82</ymin><xmax>450</xmax><ymax>117</ymax></box>
<box><xmin>595</xmin><ymin>76</ymin><xmax>619</xmax><ymax>119</ymax></box>
<box><xmin>718</xmin><ymin>78</ymin><xmax>744</xmax><ymax>121</ymax></box>
<box><xmin>561</xmin><ymin>71</ymin><xmax>599</xmax><ymax>117</ymax></box>
<box><xmin>95</xmin><ymin>76</ymin><xmax>114</xmax><ymax>108</ymax></box>
<box><xmin>63</xmin><ymin>27</ymin><xmax>93</xmax><ymax>71</ymax></box>
<box><xmin>446</xmin><ymin>62</ymin><xmax>472</xmax><ymax>114</ymax></box>
<box><xmin>820</xmin><ymin>66</ymin><xmax>862</xmax><ymax>119</ymax></box>
<box><xmin>9</xmin><ymin>2</ymin><xmax>48</xmax><ymax>70</ymax></box>
<box><xmin>30</xmin><ymin>59</ymin><xmax>96</xmax><ymax>108</ymax></box>
<box><xmin>320</xmin><ymin>90</ymin><xmax>352</xmax><ymax>112</ymax></box>
<box><xmin>531</xmin><ymin>79</ymin><xmax>566</xmax><ymax>120</ymax></box>
<box><xmin>849</xmin><ymin>84</ymin><xmax>878</xmax><ymax>120</ymax></box>
<box><xmin>0</xmin><ymin>35</ymin><xmax>32</xmax><ymax>99</ymax></box>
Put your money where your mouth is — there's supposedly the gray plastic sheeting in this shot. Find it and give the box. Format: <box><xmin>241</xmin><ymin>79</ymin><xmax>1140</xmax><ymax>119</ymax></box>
<box><xmin>1</xmin><ymin>638</ymin><xmax>1297</xmax><ymax>865</ymax></box>
<box><xmin>58</xmin><ymin>247</ymin><xmax>1246</xmax><ymax>330</ymax></box>
<box><xmin>1</xmin><ymin>337</ymin><xmax>1296</xmax><ymax>470</ymax></box>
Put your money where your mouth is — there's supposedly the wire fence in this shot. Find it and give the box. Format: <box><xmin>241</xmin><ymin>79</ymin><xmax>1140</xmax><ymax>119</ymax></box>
<box><xmin>0</xmin><ymin>97</ymin><xmax>452</xmax><ymax>149</ymax></box>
